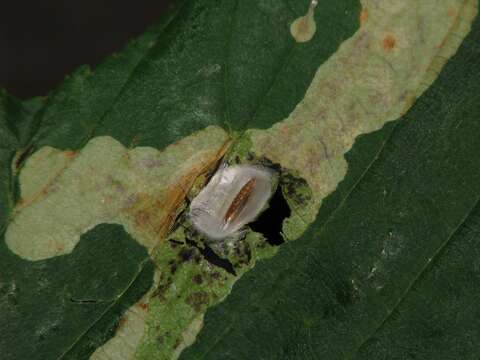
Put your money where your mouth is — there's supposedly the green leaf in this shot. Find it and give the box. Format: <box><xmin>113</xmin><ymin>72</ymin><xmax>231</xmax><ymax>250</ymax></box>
<box><xmin>0</xmin><ymin>224</ymin><xmax>154</xmax><ymax>359</ymax></box>
<box><xmin>1</xmin><ymin>0</ymin><xmax>358</xmax><ymax>358</ymax></box>
<box><xmin>1</xmin><ymin>0</ymin><xmax>479</xmax><ymax>359</ymax></box>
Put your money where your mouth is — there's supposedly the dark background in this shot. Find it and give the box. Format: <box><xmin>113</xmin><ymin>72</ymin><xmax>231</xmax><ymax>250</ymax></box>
<box><xmin>0</xmin><ymin>0</ymin><xmax>174</xmax><ymax>99</ymax></box>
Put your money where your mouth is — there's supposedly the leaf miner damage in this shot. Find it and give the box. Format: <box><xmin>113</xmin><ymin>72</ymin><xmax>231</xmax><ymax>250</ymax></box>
<box><xmin>5</xmin><ymin>125</ymin><xmax>230</xmax><ymax>261</ymax></box>
<box><xmin>249</xmin><ymin>0</ymin><xmax>478</xmax><ymax>237</ymax></box>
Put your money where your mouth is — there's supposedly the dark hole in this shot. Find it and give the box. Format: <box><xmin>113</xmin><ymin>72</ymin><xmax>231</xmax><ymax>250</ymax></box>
<box><xmin>169</xmin><ymin>239</ymin><xmax>183</xmax><ymax>246</ymax></box>
<box><xmin>168</xmin><ymin>239</ymin><xmax>183</xmax><ymax>250</ymax></box>
<box><xmin>249</xmin><ymin>183</ymin><xmax>291</xmax><ymax>246</ymax></box>
<box><xmin>178</xmin><ymin>247</ymin><xmax>196</xmax><ymax>262</ymax></box>
<box><xmin>186</xmin><ymin>240</ymin><xmax>236</xmax><ymax>276</ymax></box>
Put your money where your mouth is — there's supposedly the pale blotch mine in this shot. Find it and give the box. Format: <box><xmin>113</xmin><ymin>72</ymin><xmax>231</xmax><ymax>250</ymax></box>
<box><xmin>290</xmin><ymin>0</ymin><xmax>318</xmax><ymax>43</ymax></box>
<box><xmin>250</xmin><ymin>0</ymin><xmax>478</xmax><ymax>239</ymax></box>
<box><xmin>5</xmin><ymin>126</ymin><xmax>230</xmax><ymax>261</ymax></box>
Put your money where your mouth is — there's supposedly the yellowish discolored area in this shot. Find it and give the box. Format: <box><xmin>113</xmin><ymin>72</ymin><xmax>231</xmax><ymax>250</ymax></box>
<box><xmin>250</xmin><ymin>0</ymin><xmax>478</xmax><ymax>238</ymax></box>
<box><xmin>16</xmin><ymin>147</ymin><xmax>77</xmax><ymax>205</ymax></box>
<box><xmin>290</xmin><ymin>0</ymin><xmax>318</xmax><ymax>43</ymax></box>
<box><xmin>5</xmin><ymin>126</ymin><xmax>230</xmax><ymax>261</ymax></box>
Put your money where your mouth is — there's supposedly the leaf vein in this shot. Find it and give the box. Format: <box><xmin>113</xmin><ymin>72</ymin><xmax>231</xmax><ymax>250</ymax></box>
<box><xmin>350</xmin><ymin>195</ymin><xmax>480</xmax><ymax>359</ymax></box>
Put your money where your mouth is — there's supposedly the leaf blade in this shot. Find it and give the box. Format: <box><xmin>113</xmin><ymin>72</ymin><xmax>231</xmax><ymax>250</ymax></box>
<box><xmin>180</xmin><ymin>8</ymin><xmax>480</xmax><ymax>359</ymax></box>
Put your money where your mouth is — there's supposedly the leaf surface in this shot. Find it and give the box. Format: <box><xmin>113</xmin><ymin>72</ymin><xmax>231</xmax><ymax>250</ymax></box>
<box><xmin>1</xmin><ymin>0</ymin><xmax>479</xmax><ymax>359</ymax></box>
<box><xmin>181</xmin><ymin>7</ymin><xmax>480</xmax><ymax>359</ymax></box>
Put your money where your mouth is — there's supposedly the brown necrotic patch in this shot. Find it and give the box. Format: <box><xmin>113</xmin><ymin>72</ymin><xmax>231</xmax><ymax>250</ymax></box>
<box><xmin>123</xmin><ymin>171</ymin><xmax>205</xmax><ymax>250</ymax></box>
<box><xmin>192</xmin><ymin>274</ymin><xmax>203</xmax><ymax>285</ymax></box>
<box><xmin>186</xmin><ymin>291</ymin><xmax>210</xmax><ymax>312</ymax></box>
<box><xmin>382</xmin><ymin>34</ymin><xmax>396</xmax><ymax>52</ymax></box>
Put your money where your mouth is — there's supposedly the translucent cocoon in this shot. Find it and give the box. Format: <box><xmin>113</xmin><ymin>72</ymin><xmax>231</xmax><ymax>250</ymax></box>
<box><xmin>188</xmin><ymin>164</ymin><xmax>275</xmax><ymax>239</ymax></box>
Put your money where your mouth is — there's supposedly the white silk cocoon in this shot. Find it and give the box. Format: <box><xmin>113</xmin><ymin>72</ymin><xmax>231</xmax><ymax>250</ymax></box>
<box><xmin>188</xmin><ymin>164</ymin><xmax>274</xmax><ymax>239</ymax></box>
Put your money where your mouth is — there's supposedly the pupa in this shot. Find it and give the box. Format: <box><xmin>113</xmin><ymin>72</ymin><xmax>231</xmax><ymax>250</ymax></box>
<box><xmin>188</xmin><ymin>164</ymin><xmax>275</xmax><ymax>239</ymax></box>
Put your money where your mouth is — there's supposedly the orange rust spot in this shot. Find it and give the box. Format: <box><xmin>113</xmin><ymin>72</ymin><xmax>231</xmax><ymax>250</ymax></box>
<box><xmin>139</xmin><ymin>303</ymin><xmax>149</xmax><ymax>311</ymax></box>
<box><xmin>360</xmin><ymin>9</ymin><xmax>368</xmax><ymax>26</ymax></box>
<box><xmin>64</xmin><ymin>150</ymin><xmax>77</xmax><ymax>159</ymax></box>
<box><xmin>382</xmin><ymin>34</ymin><xmax>396</xmax><ymax>52</ymax></box>
<box><xmin>448</xmin><ymin>8</ymin><xmax>457</xmax><ymax>18</ymax></box>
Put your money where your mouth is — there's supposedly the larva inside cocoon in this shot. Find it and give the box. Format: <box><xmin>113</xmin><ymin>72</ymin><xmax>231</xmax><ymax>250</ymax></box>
<box><xmin>188</xmin><ymin>164</ymin><xmax>275</xmax><ymax>240</ymax></box>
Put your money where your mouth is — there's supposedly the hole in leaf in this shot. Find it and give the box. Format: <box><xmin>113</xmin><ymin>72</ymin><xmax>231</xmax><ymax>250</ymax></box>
<box><xmin>186</xmin><ymin>240</ymin><xmax>236</xmax><ymax>276</ymax></box>
<box><xmin>249</xmin><ymin>183</ymin><xmax>291</xmax><ymax>246</ymax></box>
